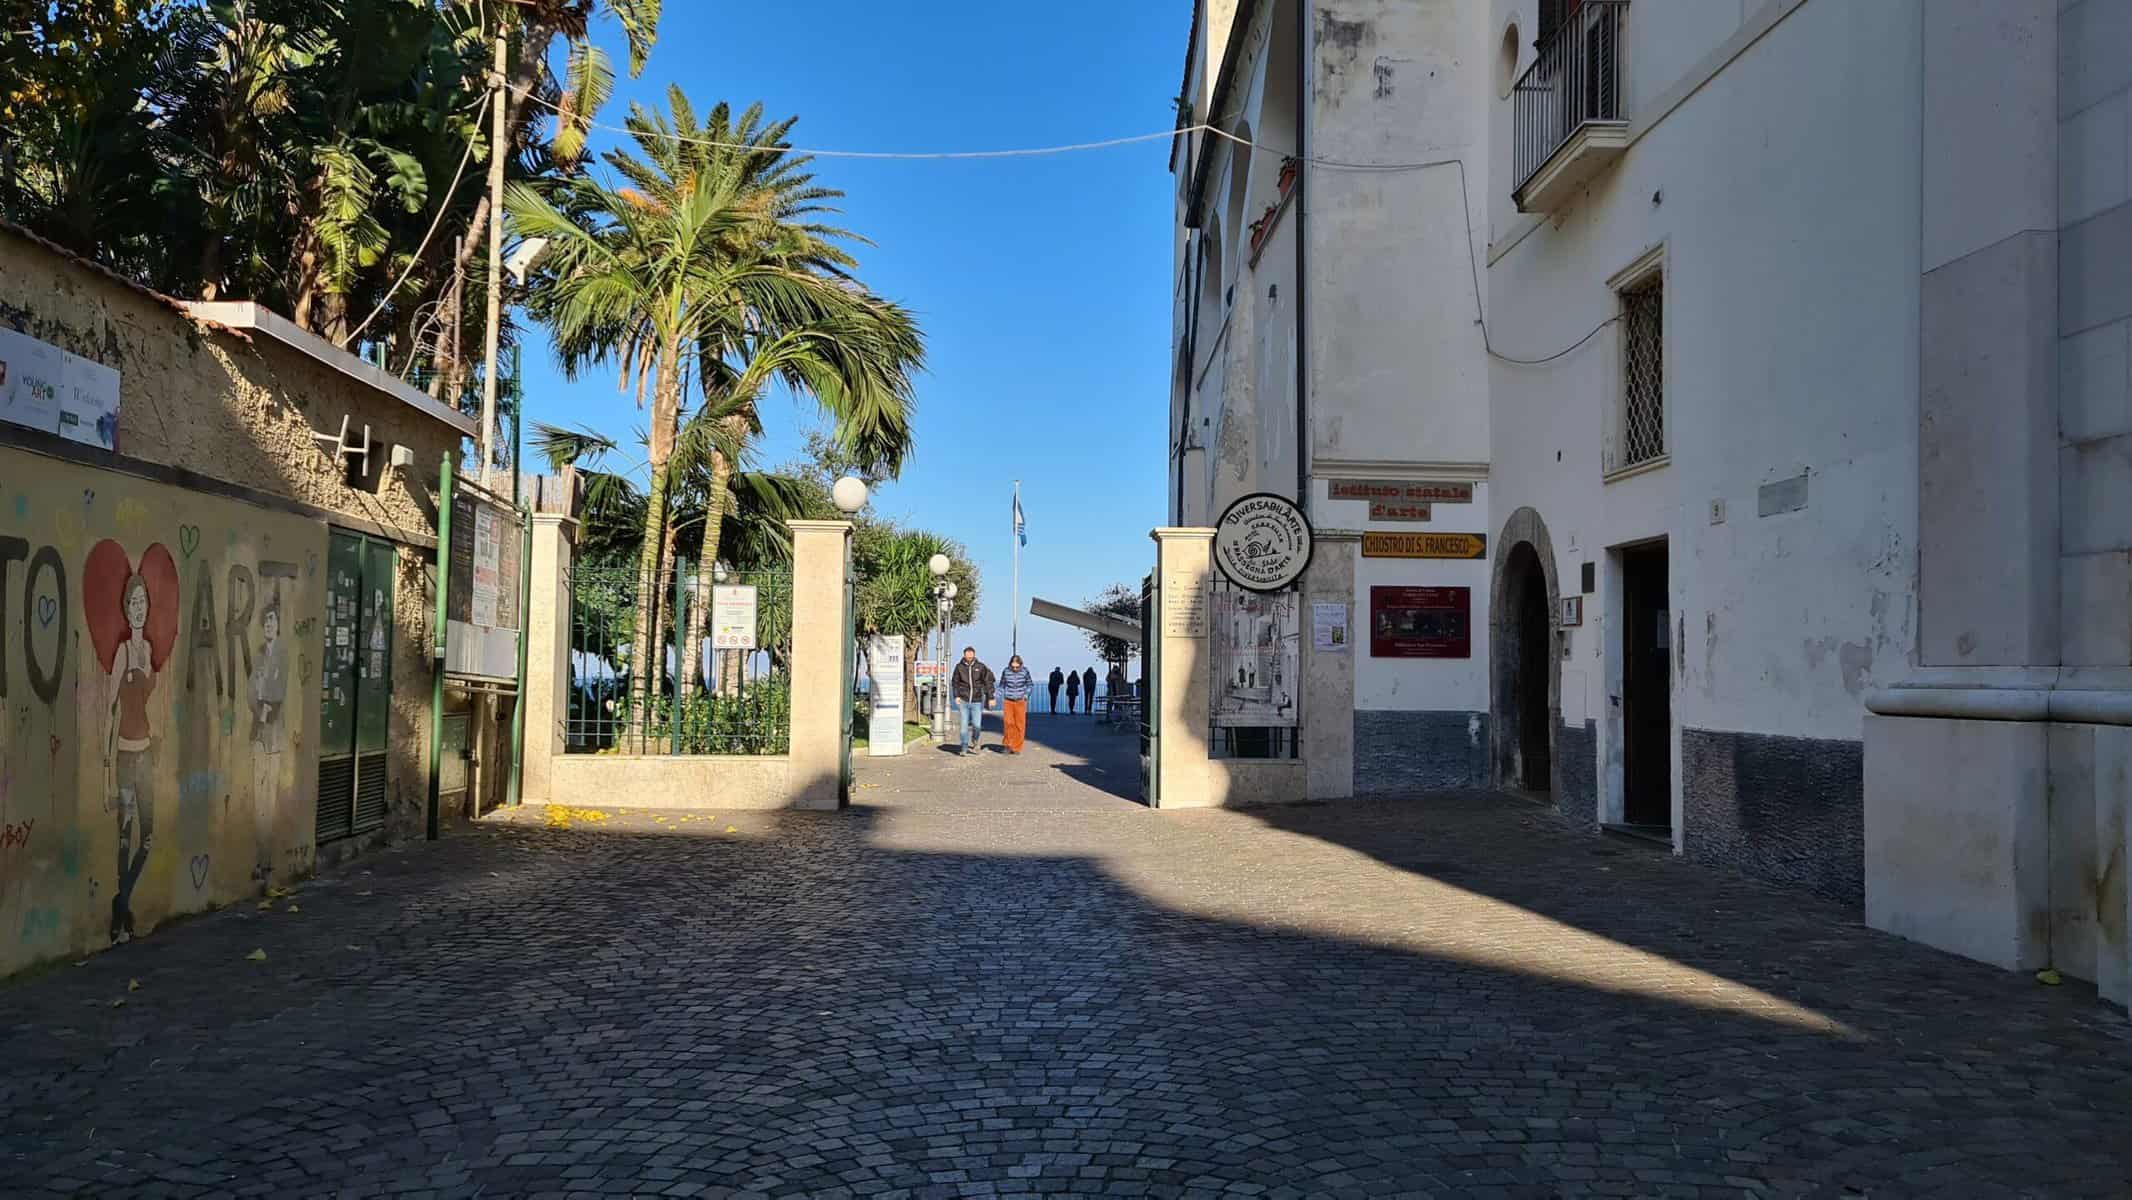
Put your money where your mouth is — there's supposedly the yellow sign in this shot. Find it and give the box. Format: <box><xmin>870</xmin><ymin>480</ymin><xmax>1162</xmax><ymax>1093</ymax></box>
<box><xmin>1361</xmin><ymin>532</ymin><xmax>1488</xmax><ymax>559</ymax></box>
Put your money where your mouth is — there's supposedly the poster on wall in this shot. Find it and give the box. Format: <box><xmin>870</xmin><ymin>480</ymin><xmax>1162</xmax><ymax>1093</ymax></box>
<box><xmin>444</xmin><ymin>486</ymin><xmax>524</xmax><ymax>680</ymax></box>
<box><xmin>1312</xmin><ymin>602</ymin><xmax>1349</xmax><ymax>652</ymax></box>
<box><xmin>1210</xmin><ymin>586</ymin><xmax>1300</xmax><ymax>727</ymax></box>
<box><xmin>1370</xmin><ymin>586</ymin><xmax>1472</xmax><ymax>658</ymax></box>
<box><xmin>0</xmin><ymin>328</ymin><xmax>119</xmax><ymax>450</ymax></box>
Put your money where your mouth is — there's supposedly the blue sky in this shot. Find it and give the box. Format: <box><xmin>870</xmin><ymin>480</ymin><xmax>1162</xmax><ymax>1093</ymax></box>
<box><xmin>518</xmin><ymin>2</ymin><xmax>1182</xmax><ymax>679</ymax></box>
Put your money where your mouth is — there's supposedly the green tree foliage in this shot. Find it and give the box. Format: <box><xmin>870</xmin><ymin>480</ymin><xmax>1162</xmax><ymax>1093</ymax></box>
<box><xmin>512</xmin><ymin>87</ymin><xmax>922</xmax><ymax>703</ymax></box>
<box><xmin>0</xmin><ymin>0</ymin><xmax>662</xmax><ymax>434</ymax></box>
<box><xmin>1082</xmin><ymin>582</ymin><xmax>1142</xmax><ymax>666</ymax></box>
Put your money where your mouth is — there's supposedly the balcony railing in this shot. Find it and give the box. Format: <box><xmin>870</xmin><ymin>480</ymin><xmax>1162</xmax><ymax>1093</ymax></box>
<box><xmin>1512</xmin><ymin>0</ymin><xmax>1628</xmax><ymax>204</ymax></box>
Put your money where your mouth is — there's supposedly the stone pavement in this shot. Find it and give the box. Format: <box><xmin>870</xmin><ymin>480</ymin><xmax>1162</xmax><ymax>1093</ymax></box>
<box><xmin>4</xmin><ymin>716</ymin><xmax>2131</xmax><ymax>1198</ymax></box>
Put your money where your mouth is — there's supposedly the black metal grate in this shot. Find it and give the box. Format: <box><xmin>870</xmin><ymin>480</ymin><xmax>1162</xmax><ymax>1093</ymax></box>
<box><xmin>316</xmin><ymin>756</ymin><xmax>355</xmax><ymax>843</ymax></box>
<box><xmin>1621</xmin><ymin>274</ymin><xmax>1665</xmax><ymax>467</ymax></box>
<box><xmin>353</xmin><ymin>751</ymin><xmax>389</xmax><ymax>834</ymax></box>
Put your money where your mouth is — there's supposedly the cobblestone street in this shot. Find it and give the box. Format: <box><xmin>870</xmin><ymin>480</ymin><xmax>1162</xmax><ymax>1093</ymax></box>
<box><xmin>4</xmin><ymin>715</ymin><xmax>2130</xmax><ymax>1198</ymax></box>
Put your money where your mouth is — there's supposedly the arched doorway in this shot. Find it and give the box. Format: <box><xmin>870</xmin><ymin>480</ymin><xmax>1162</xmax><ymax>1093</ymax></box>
<box><xmin>1489</xmin><ymin>508</ymin><xmax>1560</xmax><ymax>795</ymax></box>
<box><xmin>1507</xmin><ymin>544</ymin><xmax>1552</xmax><ymax>791</ymax></box>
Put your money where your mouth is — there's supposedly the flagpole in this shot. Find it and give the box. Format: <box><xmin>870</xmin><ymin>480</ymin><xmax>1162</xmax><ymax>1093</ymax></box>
<box><xmin>1011</xmin><ymin>479</ymin><xmax>1021</xmax><ymax>656</ymax></box>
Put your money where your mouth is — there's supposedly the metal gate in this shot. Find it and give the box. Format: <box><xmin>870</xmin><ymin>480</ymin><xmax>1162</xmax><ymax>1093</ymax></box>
<box><xmin>316</xmin><ymin>530</ymin><xmax>395</xmax><ymax>842</ymax></box>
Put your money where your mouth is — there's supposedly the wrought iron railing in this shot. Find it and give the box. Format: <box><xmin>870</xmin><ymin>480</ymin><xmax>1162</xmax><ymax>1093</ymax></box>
<box><xmin>566</xmin><ymin>562</ymin><xmax>793</xmax><ymax>755</ymax></box>
<box><xmin>1512</xmin><ymin>0</ymin><xmax>1628</xmax><ymax>195</ymax></box>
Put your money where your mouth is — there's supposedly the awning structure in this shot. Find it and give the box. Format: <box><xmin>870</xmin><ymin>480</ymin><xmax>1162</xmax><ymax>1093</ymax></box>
<box><xmin>1030</xmin><ymin>597</ymin><xmax>1140</xmax><ymax>646</ymax></box>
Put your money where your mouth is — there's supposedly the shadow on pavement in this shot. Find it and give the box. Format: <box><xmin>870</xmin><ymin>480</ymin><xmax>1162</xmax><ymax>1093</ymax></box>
<box><xmin>2</xmin><ymin>798</ymin><xmax>2128</xmax><ymax>1196</ymax></box>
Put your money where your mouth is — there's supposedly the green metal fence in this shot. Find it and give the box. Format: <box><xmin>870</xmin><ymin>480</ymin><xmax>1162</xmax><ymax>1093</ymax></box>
<box><xmin>566</xmin><ymin>561</ymin><xmax>794</xmax><ymax>755</ymax></box>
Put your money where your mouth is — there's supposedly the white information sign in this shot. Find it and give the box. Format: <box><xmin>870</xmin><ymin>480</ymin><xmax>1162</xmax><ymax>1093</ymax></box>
<box><xmin>0</xmin><ymin>328</ymin><xmax>120</xmax><ymax>451</ymax></box>
<box><xmin>866</xmin><ymin>634</ymin><xmax>906</xmax><ymax>757</ymax></box>
<box><xmin>1312</xmin><ymin>603</ymin><xmax>1350</xmax><ymax>652</ymax></box>
<box><xmin>711</xmin><ymin>584</ymin><xmax>759</xmax><ymax>650</ymax></box>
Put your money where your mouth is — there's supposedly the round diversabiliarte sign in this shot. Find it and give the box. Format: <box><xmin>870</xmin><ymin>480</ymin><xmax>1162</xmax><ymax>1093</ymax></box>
<box><xmin>1212</xmin><ymin>492</ymin><xmax>1314</xmax><ymax>592</ymax></box>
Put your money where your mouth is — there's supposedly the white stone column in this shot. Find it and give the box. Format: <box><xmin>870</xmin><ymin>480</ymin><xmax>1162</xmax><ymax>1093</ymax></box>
<box><xmin>1151</xmin><ymin>528</ymin><xmax>1216</xmax><ymax>808</ymax></box>
<box><xmin>1303</xmin><ymin>532</ymin><xmax>1357</xmax><ymax>801</ymax></box>
<box><xmin>788</xmin><ymin>519</ymin><xmax>853</xmax><ymax>811</ymax></box>
<box><xmin>521</xmin><ymin>513</ymin><xmax>576</xmax><ymax>805</ymax></box>
<box><xmin>1865</xmin><ymin>1</ymin><xmax>2060</xmax><ymax>971</ymax></box>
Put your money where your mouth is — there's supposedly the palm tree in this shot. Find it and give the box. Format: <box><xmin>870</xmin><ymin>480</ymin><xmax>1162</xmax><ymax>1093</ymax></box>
<box><xmin>510</xmin><ymin>87</ymin><xmax>923</xmax><ymax>707</ymax></box>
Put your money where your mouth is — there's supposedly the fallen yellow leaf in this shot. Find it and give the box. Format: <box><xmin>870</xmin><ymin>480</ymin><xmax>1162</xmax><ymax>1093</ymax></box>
<box><xmin>725</xmin><ymin>826</ymin><xmax>737</xmax><ymax>834</ymax></box>
<box><xmin>110</xmin><ymin>998</ymin><xmax>126</xmax><ymax>1008</ymax></box>
<box><xmin>126</xmin><ymin>978</ymin><xmax>140</xmax><ymax>992</ymax></box>
<box><xmin>245</xmin><ymin>949</ymin><xmax>267</xmax><ymax>962</ymax></box>
<box><xmin>286</xmin><ymin>904</ymin><xmax>300</xmax><ymax>915</ymax></box>
<box><xmin>256</xmin><ymin>900</ymin><xmax>275</xmax><ymax>911</ymax></box>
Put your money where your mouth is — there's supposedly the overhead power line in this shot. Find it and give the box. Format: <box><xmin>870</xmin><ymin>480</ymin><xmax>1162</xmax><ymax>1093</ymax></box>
<box><xmin>510</xmin><ymin>90</ymin><xmax>1619</xmax><ymax>365</ymax></box>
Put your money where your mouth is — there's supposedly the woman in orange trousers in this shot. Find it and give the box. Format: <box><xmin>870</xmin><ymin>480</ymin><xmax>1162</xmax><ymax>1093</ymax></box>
<box><xmin>997</xmin><ymin>655</ymin><xmax>1034</xmax><ymax>753</ymax></box>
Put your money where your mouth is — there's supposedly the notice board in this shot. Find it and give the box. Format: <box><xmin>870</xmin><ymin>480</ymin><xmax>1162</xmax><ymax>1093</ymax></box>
<box><xmin>444</xmin><ymin>485</ymin><xmax>523</xmax><ymax>681</ymax></box>
<box><xmin>1370</xmin><ymin>586</ymin><xmax>1471</xmax><ymax>658</ymax></box>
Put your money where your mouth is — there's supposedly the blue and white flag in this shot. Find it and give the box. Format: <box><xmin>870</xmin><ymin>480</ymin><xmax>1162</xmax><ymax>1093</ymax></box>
<box><xmin>1013</xmin><ymin>495</ymin><xmax>1027</xmax><ymax>546</ymax></box>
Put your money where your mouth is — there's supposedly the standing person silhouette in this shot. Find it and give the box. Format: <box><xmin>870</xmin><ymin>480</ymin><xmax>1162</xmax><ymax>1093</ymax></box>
<box><xmin>1047</xmin><ymin>666</ymin><xmax>1064</xmax><ymax>714</ymax></box>
<box><xmin>1083</xmin><ymin>667</ymin><xmax>1098</xmax><ymax>715</ymax></box>
<box><xmin>1064</xmin><ymin>667</ymin><xmax>1080</xmax><ymax>715</ymax></box>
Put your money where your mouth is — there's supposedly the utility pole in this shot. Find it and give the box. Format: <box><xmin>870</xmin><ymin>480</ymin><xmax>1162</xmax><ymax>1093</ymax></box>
<box><xmin>478</xmin><ymin>22</ymin><xmax>508</xmax><ymax>487</ymax></box>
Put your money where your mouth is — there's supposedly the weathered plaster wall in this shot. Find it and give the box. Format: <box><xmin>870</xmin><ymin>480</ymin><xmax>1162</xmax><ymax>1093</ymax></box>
<box><xmin>0</xmin><ymin>446</ymin><xmax>325</xmax><ymax>976</ymax></box>
<box><xmin>0</xmin><ymin>226</ymin><xmax>472</xmax><ymax>917</ymax></box>
<box><xmin>1485</xmin><ymin>0</ymin><xmax>1922</xmax><ymax>876</ymax></box>
<box><xmin>0</xmin><ymin>229</ymin><xmax>458</xmax><ymax>550</ymax></box>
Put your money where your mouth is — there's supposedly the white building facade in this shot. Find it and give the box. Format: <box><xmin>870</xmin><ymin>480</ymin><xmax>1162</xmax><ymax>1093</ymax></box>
<box><xmin>1168</xmin><ymin>0</ymin><xmax>2132</xmax><ymax>1003</ymax></box>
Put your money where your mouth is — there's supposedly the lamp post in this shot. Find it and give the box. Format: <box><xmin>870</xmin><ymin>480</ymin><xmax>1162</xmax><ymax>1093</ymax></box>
<box><xmin>928</xmin><ymin>553</ymin><xmax>952</xmax><ymax>742</ymax></box>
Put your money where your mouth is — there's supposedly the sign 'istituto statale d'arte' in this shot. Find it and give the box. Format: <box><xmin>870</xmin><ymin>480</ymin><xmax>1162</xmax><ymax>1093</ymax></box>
<box><xmin>1212</xmin><ymin>493</ymin><xmax>1314</xmax><ymax>592</ymax></box>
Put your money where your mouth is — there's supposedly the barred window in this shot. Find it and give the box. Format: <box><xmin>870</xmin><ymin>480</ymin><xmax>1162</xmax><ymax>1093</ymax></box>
<box><xmin>1620</xmin><ymin>273</ymin><xmax>1664</xmax><ymax>467</ymax></box>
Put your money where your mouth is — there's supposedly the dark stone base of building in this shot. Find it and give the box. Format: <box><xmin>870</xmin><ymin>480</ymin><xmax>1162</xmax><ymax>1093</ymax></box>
<box><xmin>1355</xmin><ymin>710</ymin><xmax>1488</xmax><ymax>794</ymax></box>
<box><xmin>1556</xmin><ymin>720</ymin><xmax>1598</xmax><ymax>827</ymax></box>
<box><xmin>1681</xmin><ymin>727</ymin><xmax>1864</xmax><ymax>909</ymax></box>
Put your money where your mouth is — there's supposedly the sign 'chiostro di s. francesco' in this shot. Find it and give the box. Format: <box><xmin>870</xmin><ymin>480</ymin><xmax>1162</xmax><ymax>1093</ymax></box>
<box><xmin>1213</xmin><ymin>492</ymin><xmax>1314</xmax><ymax>592</ymax></box>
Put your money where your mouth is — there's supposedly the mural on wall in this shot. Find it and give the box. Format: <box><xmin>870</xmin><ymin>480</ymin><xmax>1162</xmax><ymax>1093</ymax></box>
<box><xmin>82</xmin><ymin>539</ymin><xmax>180</xmax><ymax>942</ymax></box>
<box><xmin>0</xmin><ymin>446</ymin><xmax>323</xmax><ymax>976</ymax></box>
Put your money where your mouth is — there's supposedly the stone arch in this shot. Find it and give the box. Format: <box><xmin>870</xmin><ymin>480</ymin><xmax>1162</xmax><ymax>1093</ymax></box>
<box><xmin>1490</xmin><ymin>506</ymin><xmax>1562</xmax><ymax>795</ymax></box>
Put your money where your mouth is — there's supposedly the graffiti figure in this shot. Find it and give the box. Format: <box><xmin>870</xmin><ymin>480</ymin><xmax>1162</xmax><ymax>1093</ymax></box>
<box><xmin>249</xmin><ymin>600</ymin><xmax>287</xmax><ymax>884</ymax></box>
<box><xmin>84</xmin><ymin>540</ymin><xmax>179</xmax><ymax>945</ymax></box>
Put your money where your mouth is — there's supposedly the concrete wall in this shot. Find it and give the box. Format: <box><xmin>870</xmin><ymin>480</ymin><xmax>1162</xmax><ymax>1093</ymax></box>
<box><xmin>0</xmin><ymin>446</ymin><xmax>325</xmax><ymax>975</ymax></box>
<box><xmin>547</xmin><ymin>755</ymin><xmax>793</xmax><ymax>811</ymax></box>
<box><xmin>2060</xmin><ymin>0</ymin><xmax>2132</xmax><ymax>671</ymax></box>
<box><xmin>1485</xmin><ymin>0</ymin><xmax>1922</xmax><ymax>892</ymax></box>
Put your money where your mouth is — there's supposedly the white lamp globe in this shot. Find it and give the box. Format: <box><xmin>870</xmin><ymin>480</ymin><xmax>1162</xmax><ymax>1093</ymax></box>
<box><xmin>944</xmin><ymin>582</ymin><xmax>959</xmax><ymax>599</ymax></box>
<box><xmin>832</xmin><ymin>476</ymin><xmax>869</xmax><ymax>515</ymax></box>
<box><xmin>927</xmin><ymin>553</ymin><xmax>951</xmax><ymax>578</ymax></box>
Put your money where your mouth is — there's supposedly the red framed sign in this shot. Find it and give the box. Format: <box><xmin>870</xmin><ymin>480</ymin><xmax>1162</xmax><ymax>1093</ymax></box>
<box><xmin>1369</xmin><ymin>586</ymin><xmax>1471</xmax><ymax>658</ymax></box>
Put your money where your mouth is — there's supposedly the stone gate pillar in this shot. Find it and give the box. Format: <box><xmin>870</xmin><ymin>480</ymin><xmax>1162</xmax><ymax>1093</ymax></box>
<box><xmin>521</xmin><ymin>511</ymin><xmax>576</xmax><ymax>805</ymax></box>
<box><xmin>788</xmin><ymin>519</ymin><xmax>854</xmax><ymax>810</ymax></box>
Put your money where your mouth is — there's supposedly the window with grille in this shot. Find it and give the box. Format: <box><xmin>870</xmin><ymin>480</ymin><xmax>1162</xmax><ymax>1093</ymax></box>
<box><xmin>1619</xmin><ymin>272</ymin><xmax>1665</xmax><ymax>468</ymax></box>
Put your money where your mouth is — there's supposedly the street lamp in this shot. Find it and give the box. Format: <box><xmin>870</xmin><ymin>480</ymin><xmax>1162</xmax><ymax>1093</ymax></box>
<box><xmin>929</xmin><ymin>557</ymin><xmax>954</xmax><ymax>741</ymax></box>
<box><xmin>832</xmin><ymin>476</ymin><xmax>869</xmax><ymax>515</ymax></box>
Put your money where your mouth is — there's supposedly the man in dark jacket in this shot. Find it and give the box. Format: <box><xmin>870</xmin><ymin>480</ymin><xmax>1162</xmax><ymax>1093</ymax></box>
<box><xmin>1064</xmin><ymin>667</ymin><xmax>1080</xmax><ymax>714</ymax></box>
<box><xmin>1083</xmin><ymin>667</ymin><xmax>1099</xmax><ymax>714</ymax></box>
<box><xmin>950</xmin><ymin>646</ymin><xmax>996</xmax><ymax>754</ymax></box>
<box><xmin>1047</xmin><ymin>667</ymin><xmax>1065</xmax><ymax>714</ymax></box>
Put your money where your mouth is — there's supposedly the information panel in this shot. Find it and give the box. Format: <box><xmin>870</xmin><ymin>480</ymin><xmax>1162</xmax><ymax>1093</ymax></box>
<box><xmin>444</xmin><ymin>484</ymin><xmax>524</xmax><ymax>681</ymax></box>
<box><xmin>1370</xmin><ymin>586</ymin><xmax>1472</xmax><ymax>659</ymax></box>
